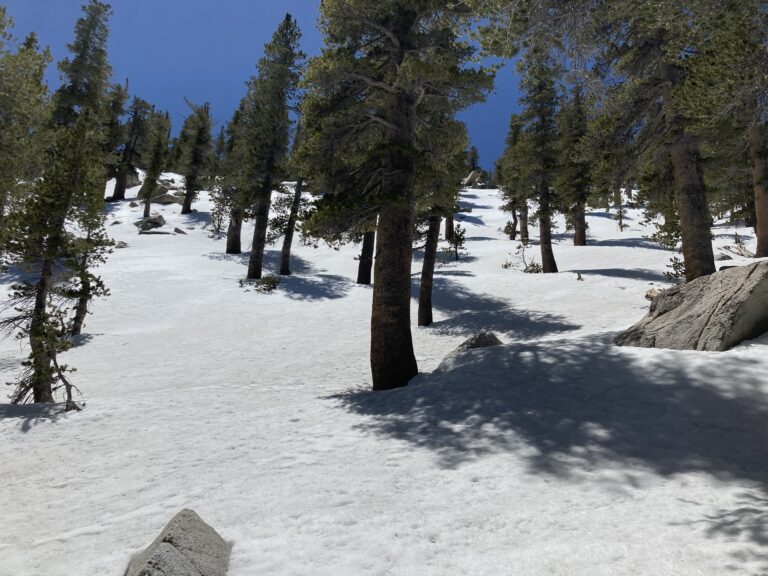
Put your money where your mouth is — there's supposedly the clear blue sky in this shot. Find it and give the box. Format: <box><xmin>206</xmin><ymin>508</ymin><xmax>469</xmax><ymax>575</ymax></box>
<box><xmin>4</xmin><ymin>0</ymin><xmax>521</xmax><ymax>169</ymax></box>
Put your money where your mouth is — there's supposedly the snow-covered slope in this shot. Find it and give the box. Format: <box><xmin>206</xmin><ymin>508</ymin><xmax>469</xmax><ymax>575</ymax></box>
<box><xmin>1</xmin><ymin>183</ymin><xmax>767</xmax><ymax>576</ymax></box>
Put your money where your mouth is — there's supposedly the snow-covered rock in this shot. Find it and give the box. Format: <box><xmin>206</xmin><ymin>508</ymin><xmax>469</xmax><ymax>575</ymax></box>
<box><xmin>134</xmin><ymin>215</ymin><xmax>166</xmax><ymax>232</ymax></box>
<box><xmin>616</xmin><ymin>261</ymin><xmax>768</xmax><ymax>351</ymax></box>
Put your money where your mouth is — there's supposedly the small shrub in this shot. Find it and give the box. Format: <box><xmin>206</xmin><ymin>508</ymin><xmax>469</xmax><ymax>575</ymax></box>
<box><xmin>239</xmin><ymin>275</ymin><xmax>281</xmax><ymax>293</ymax></box>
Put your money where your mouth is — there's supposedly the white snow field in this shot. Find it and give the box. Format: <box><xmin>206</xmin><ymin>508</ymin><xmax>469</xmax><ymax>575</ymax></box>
<box><xmin>2</xmin><ymin>180</ymin><xmax>768</xmax><ymax>576</ymax></box>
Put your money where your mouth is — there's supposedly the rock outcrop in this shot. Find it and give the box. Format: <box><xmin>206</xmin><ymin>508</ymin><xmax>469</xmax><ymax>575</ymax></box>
<box><xmin>134</xmin><ymin>215</ymin><xmax>166</xmax><ymax>232</ymax></box>
<box><xmin>616</xmin><ymin>261</ymin><xmax>768</xmax><ymax>351</ymax></box>
<box><xmin>124</xmin><ymin>509</ymin><xmax>231</xmax><ymax>576</ymax></box>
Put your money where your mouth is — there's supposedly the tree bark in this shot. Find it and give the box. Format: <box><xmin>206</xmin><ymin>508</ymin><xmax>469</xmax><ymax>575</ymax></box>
<box><xmin>418</xmin><ymin>213</ymin><xmax>441</xmax><ymax>327</ymax></box>
<box><xmin>111</xmin><ymin>170</ymin><xmax>128</xmax><ymax>201</ymax></box>
<box><xmin>357</xmin><ymin>229</ymin><xmax>375</xmax><ymax>285</ymax></box>
<box><xmin>181</xmin><ymin>176</ymin><xmax>196</xmax><ymax>215</ymax></box>
<box><xmin>508</xmin><ymin>206</ymin><xmax>518</xmax><ymax>240</ymax></box>
<box><xmin>662</xmin><ymin>70</ymin><xmax>715</xmax><ymax>282</ymax></box>
<box><xmin>70</xmin><ymin>273</ymin><xmax>90</xmax><ymax>337</ymax></box>
<box><xmin>247</xmin><ymin>180</ymin><xmax>273</xmax><ymax>280</ymax></box>
<box><xmin>280</xmin><ymin>179</ymin><xmax>303</xmax><ymax>275</ymax></box>
<box><xmin>519</xmin><ymin>201</ymin><xmax>529</xmax><ymax>245</ymax></box>
<box><xmin>370</xmin><ymin>92</ymin><xmax>418</xmax><ymax>391</ymax></box>
<box><xmin>573</xmin><ymin>201</ymin><xmax>587</xmax><ymax>246</ymax></box>
<box><xmin>539</xmin><ymin>209</ymin><xmax>557</xmax><ymax>274</ymax></box>
<box><xmin>226</xmin><ymin>207</ymin><xmax>243</xmax><ymax>255</ymax></box>
<box><xmin>748</xmin><ymin>118</ymin><xmax>768</xmax><ymax>257</ymax></box>
<box><xmin>614</xmin><ymin>183</ymin><xmax>624</xmax><ymax>230</ymax></box>
<box><xmin>444</xmin><ymin>213</ymin><xmax>454</xmax><ymax>241</ymax></box>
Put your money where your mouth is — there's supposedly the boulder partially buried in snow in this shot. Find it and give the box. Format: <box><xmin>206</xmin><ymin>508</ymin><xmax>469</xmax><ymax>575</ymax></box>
<box><xmin>615</xmin><ymin>261</ymin><xmax>768</xmax><ymax>351</ymax></box>
<box><xmin>454</xmin><ymin>332</ymin><xmax>503</xmax><ymax>354</ymax></box>
<box><xmin>124</xmin><ymin>509</ymin><xmax>231</xmax><ymax>576</ymax></box>
<box><xmin>134</xmin><ymin>215</ymin><xmax>166</xmax><ymax>232</ymax></box>
<box><xmin>152</xmin><ymin>192</ymin><xmax>185</xmax><ymax>205</ymax></box>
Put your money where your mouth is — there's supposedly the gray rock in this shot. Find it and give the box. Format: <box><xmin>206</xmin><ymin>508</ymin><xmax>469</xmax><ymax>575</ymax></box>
<box><xmin>115</xmin><ymin>241</ymin><xmax>128</xmax><ymax>249</ymax></box>
<box><xmin>129</xmin><ymin>201</ymin><xmax>140</xmax><ymax>208</ymax></box>
<box><xmin>174</xmin><ymin>227</ymin><xmax>187</xmax><ymax>235</ymax></box>
<box><xmin>454</xmin><ymin>332</ymin><xmax>503</xmax><ymax>354</ymax></box>
<box><xmin>134</xmin><ymin>215</ymin><xmax>166</xmax><ymax>232</ymax></box>
<box><xmin>125</xmin><ymin>170</ymin><xmax>142</xmax><ymax>188</ymax></box>
<box><xmin>124</xmin><ymin>509</ymin><xmax>231</xmax><ymax>576</ymax></box>
<box><xmin>110</xmin><ymin>220</ymin><xmax>122</xmax><ymax>226</ymax></box>
<box><xmin>616</xmin><ymin>261</ymin><xmax>768</xmax><ymax>351</ymax></box>
<box><xmin>716</xmin><ymin>253</ymin><xmax>734</xmax><ymax>261</ymax></box>
<box><xmin>152</xmin><ymin>192</ymin><xmax>185</xmax><ymax>205</ymax></box>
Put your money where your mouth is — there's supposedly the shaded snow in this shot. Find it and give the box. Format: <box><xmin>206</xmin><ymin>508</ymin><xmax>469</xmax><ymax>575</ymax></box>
<box><xmin>1</xmin><ymin>182</ymin><xmax>767</xmax><ymax>575</ymax></box>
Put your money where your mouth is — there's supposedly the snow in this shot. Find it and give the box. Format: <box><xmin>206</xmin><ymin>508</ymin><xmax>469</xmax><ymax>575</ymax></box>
<box><xmin>1</xmin><ymin>181</ymin><xmax>767</xmax><ymax>575</ymax></box>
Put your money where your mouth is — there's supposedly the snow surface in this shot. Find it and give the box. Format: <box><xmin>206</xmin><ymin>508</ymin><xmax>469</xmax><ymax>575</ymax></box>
<box><xmin>1</xmin><ymin>181</ymin><xmax>768</xmax><ymax>575</ymax></box>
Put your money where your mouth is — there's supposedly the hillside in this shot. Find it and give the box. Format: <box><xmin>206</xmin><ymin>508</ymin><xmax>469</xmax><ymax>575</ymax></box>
<box><xmin>1</xmin><ymin>182</ymin><xmax>767</xmax><ymax>576</ymax></box>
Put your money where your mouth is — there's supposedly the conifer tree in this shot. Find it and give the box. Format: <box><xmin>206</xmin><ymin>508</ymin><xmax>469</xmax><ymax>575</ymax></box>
<box><xmin>242</xmin><ymin>14</ymin><xmax>304</xmax><ymax>280</ymax></box>
<box><xmin>3</xmin><ymin>0</ymin><xmax>113</xmax><ymax>407</ymax></box>
<box><xmin>110</xmin><ymin>96</ymin><xmax>152</xmax><ymax>201</ymax></box>
<box><xmin>301</xmin><ymin>1</ymin><xmax>492</xmax><ymax>390</ymax></box>
<box><xmin>554</xmin><ymin>84</ymin><xmax>590</xmax><ymax>245</ymax></box>
<box><xmin>141</xmin><ymin>110</ymin><xmax>171</xmax><ymax>218</ymax></box>
<box><xmin>177</xmin><ymin>101</ymin><xmax>213</xmax><ymax>215</ymax></box>
<box><xmin>0</xmin><ymin>16</ymin><xmax>51</xmax><ymax>245</ymax></box>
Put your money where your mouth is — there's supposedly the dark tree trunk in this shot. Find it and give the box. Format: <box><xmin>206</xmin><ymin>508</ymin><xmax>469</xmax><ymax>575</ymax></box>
<box><xmin>614</xmin><ymin>184</ymin><xmax>624</xmax><ymax>230</ymax></box>
<box><xmin>662</xmin><ymin>70</ymin><xmax>715</xmax><ymax>282</ymax></box>
<box><xmin>539</xmin><ymin>193</ymin><xmax>558</xmax><ymax>274</ymax></box>
<box><xmin>142</xmin><ymin>181</ymin><xmax>155</xmax><ymax>218</ymax></box>
<box><xmin>418</xmin><ymin>213</ymin><xmax>441</xmax><ymax>327</ymax></box>
<box><xmin>519</xmin><ymin>201</ymin><xmax>529</xmax><ymax>245</ymax></box>
<box><xmin>111</xmin><ymin>170</ymin><xmax>128</xmax><ymax>201</ymax></box>
<box><xmin>181</xmin><ymin>177</ymin><xmax>196</xmax><ymax>215</ymax></box>
<box><xmin>748</xmin><ymin>118</ymin><xmax>768</xmax><ymax>258</ymax></box>
<box><xmin>280</xmin><ymin>179</ymin><xmax>303</xmax><ymax>275</ymax></box>
<box><xmin>444</xmin><ymin>213</ymin><xmax>454</xmax><ymax>241</ymax></box>
<box><xmin>70</xmin><ymin>274</ymin><xmax>90</xmax><ymax>337</ymax></box>
<box><xmin>28</xmin><ymin>257</ymin><xmax>56</xmax><ymax>403</ymax></box>
<box><xmin>508</xmin><ymin>207</ymin><xmax>518</xmax><ymax>240</ymax></box>
<box><xmin>226</xmin><ymin>207</ymin><xmax>243</xmax><ymax>255</ymax></box>
<box><xmin>370</xmin><ymin>92</ymin><xmax>418</xmax><ymax>391</ymax></box>
<box><xmin>247</xmin><ymin>180</ymin><xmax>273</xmax><ymax>280</ymax></box>
<box><xmin>357</xmin><ymin>229</ymin><xmax>375</xmax><ymax>285</ymax></box>
<box><xmin>573</xmin><ymin>201</ymin><xmax>587</xmax><ymax>246</ymax></box>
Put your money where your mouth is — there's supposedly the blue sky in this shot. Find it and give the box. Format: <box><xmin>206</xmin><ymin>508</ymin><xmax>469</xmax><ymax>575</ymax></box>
<box><xmin>4</xmin><ymin>0</ymin><xmax>521</xmax><ymax>169</ymax></box>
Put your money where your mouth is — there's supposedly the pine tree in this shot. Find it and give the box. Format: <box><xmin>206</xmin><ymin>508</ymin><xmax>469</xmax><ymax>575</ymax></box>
<box><xmin>110</xmin><ymin>96</ymin><xmax>152</xmax><ymax>201</ymax></box>
<box><xmin>141</xmin><ymin>110</ymin><xmax>171</xmax><ymax>218</ymax></box>
<box><xmin>554</xmin><ymin>84</ymin><xmax>590</xmax><ymax>245</ymax></box>
<box><xmin>177</xmin><ymin>101</ymin><xmax>213</xmax><ymax>215</ymax></box>
<box><xmin>0</xmin><ymin>17</ymin><xmax>51</xmax><ymax>246</ymax></box>
<box><xmin>3</xmin><ymin>0</ymin><xmax>114</xmax><ymax>407</ymax></box>
<box><xmin>241</xmin><ymin>14</ymin><xmax>304</xmax><ymax>280</ymax></box>
<box><xmin>301</xmin><ymin>1</ymin><xmax>492</xmax><ymax>390</ymax></box>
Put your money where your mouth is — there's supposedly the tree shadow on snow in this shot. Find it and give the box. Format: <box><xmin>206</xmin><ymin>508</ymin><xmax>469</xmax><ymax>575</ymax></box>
<box><xmin>206</xmin><ymin>250</ymin><xmax>350</xmax><ymax>300</ymax></box>
<box><xmin>334</xmin><ymin>336</ymin><xmax>768</xmax><ymax>573</ymax></box>
<box><xmin>411</xmin><ymin>276</ymin><xmax>579</xmax><ymax>338</ymax></box>
<box><xmin>0</xmin><ymin>402</ymin><xmax>65</xmax><ymax>432</ymax></box>
<box><xmin>575</xmin><ymin>267</ymin><xmax>670</xmax><ymax>283</ymax></box>
<box><xmin>454</xmin><ymin>214</ymin><xmax>485</xmax><ymax>227</ymax></box>
<box><xmin>589</xmin><ymin>237</ymin><xmax>672</xmax><ymax>251</ymax></box>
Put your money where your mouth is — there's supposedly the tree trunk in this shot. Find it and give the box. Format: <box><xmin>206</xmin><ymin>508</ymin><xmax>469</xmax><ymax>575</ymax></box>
<box><xmin>539</xmin><ymin>193</ymin><xmax>558</xmax><ymax>273</ymax></box>
<box><xmin>748</xmin><ymin>118</ymin><xmax>768</xmax><ymax>258</ymax></box>
<box><xmin>226</xmin><ymin>207</ymin><xmax>243</xmax><ymax>255</ymax></box>
<box><xmin>357</xmin><ymin>229</ymin><xmax>375</xmax><ymax>285</ymax></box>
<box><xmin>70</xmin><ymin>274</ymin><xmax>90</xmax><ymax>337</ymax></box>
<box><xmin>662</xmin><ymin>71</ymin><xmax>715</xmax><ymax>282</ymax></box>
<box><xmin>111</xmin><ymin>170</ymin><xmax>128</xmax><ymax>201</ymax></box>
<box><xmin>519</xmin><ymin>201</ymin><xmax>529</xmax><ymax>245</ymax></box>
<box><xmin>370</xmin><ymin>92</ymin><xmax>418</xmax><ymax>391</ymax></box>
<box><xmin>614</xmin><ymin>183</ymin><xmax>624</xmax><ymax>230</ymax></box>
<box><xmin>280</xmin><ymin>179</ymin><xmax>303</xmax><ymax>275</ymax></box>
<box><xmin>418</xmin><ymin>213</ymin><xmax>441</xmax><ymax>327</ymax></box>
<box><xmin>444</xmin><ymin>213</ymin><xmax>454</xmax><ymax>241</ymax></box>
<box><xmin>508</xmin><ymin>207</ymin><xmax>518</xmax><ymax>240</ymax></box>
<box><xmin>247</xmin><ymin>181</ymin><xmax>272</xmax><ymax>280</ymax></box>
<box><xmin>573</xmin><ymin>201</ymin><xmax>587</xmax><ymax>246</ymax></box>
<box><xmin>28</xmin><ymin>257</ymin><xmax>55</xmax><ymax>403</ymax></box>
<box><xmin>181</xmin><ymin>177</ymin><xmax>195</xmax><ymax>215</ymax></box>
